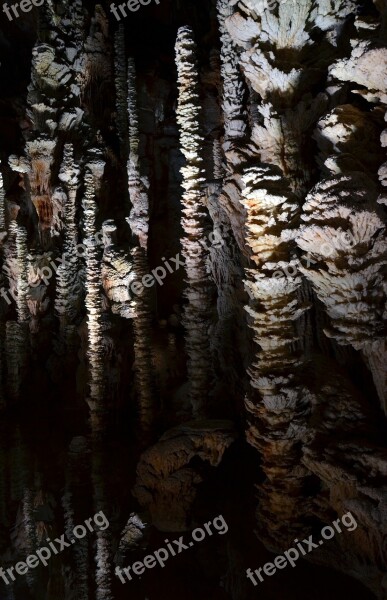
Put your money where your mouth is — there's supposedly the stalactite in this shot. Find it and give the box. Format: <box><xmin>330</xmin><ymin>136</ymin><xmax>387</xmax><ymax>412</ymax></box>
<box><xmin>0</xmin><ymin>167</ymin><xmax>5</xmax><ymax>234</ymax></box>
<box><xmin>248</xmin><ymin>1</ymin><xmax>356</xmax><ymax>354</ymax></box>
<box><xmin>4</xmin><ymin>223</ymin><xmax>29</xmax><ymax>401</ymax></box>
<box><xmin>0</xmin><ymin>424</ymin><xmax>8</xmax><ymax>540</ymax></box>
<box><xmin>83</xmin><ymin>150</ymin><xmax>106</xmax><ymax>433</ymax></box>
<box><xmin>205</xmin><ymin>182</ymin><xmax>246</xmax><ymax>405</ymax></box>
<box><xmin>115</xmin><ymin>513</ymin><xmax>146</xmax><ymax>565</ymax></box>
<box><xmin>175</xmin><ymin>26</ymin><xmax>213</xmax><ymax>416</ymax></box>
<box><xmin>126</xmin><ymin>57</ymin><xmax>156</xmax><ymax>432</ymax></box>
<box><xmin>25</xmin><ymin>139</ymin><xmax>56</xmax><ymax>241</ymax></box>
<box><xmin>0</xmin><ymin>3</ymin><xmax>386</xmax><ymax>598</ymax></box>
<box><xmin>114</xmin><ymin>25</ymin><xmax>128</xmax><ymax>160</ymax></box>
<box><xmin>226</xmin><ymin>0</ymin><xmax>355</xmax><ymax>195</ymax></box>
<box><xmin>26</xmin><ymin>50</ymin><xmax>59</xmax><ymax>246</ymax></box>
<box><xmin>15</xmin><ymin>225</ymin><xmax>29</xmax><ymax>324</ymax></box>
<box><xmin>66</xmin><ymin>0</ymin><xmax>85</xmax><ymax>49</ymax></box>
<box><xmin>101</xmin><ymin>220</ymin><xmax>135</xmax><ymax>319</ymax></box>
<box><xmin>0</xmin><ymin>166</ymin><xmax>6</xmax><ymax>409</ymax></box>
<box><xmin>22</xmin><ymin>487</ymin><xmax>38</xmax><ymax>589</ymax></box>
<box><xmin>217</xmin><ymin>0</ymin><xmax>247</xmax><ymax>148</ymax></box>
<box><xmin>212</xmin><ymin>139</ymin><xmax>224</xmax><ymax>180</ymax></box>
<box><xmin>94</xmin><ymin>513</ymin><xmax>113</xmax><ymax>600</ymax></box>
<box><xmin>296</xmin><ymin>174</ymin><xmax>387</xmax><ymax>413</ymax></box>
<box><xmin>199</xmin><ymin>5</ymin><xmax>249</xmax><ymax>407</ymax></box>
<box><xmin>2</xmin><ymin>219</ymin><xmax>17</xmax><ymax>405</ymax></box>
<box><xmin>16</xmin><ymin>225</ymin><xmax>29</xmax><ymax>383</ymax></box>
<box><xmin>221</xmin><ymin>0</ymin><xmax>371</xmax><ymax>550</ymax></box>
<box><xmin>129</xmin><ymin>255</ymin><xmax>155</xmax><ymax>431</ymax></box>
<box><xmin>25</xmin><ymin>0</ymin><xmax>90</xmax><ymax>251</ymax></box>
<box><xmin>294</xmin><ymin>14</ymin><xmax>387</xmax><ymax>412</ymax></box>
<box><xmin>215</xmin><ymin>0</ymin><xmax>249</xmax><ymax>253</ymax></box>
<box><xmin>379</xmin><ymin>110</ymin><xmax>387</xmax><ymax>207</ymax></box>
<box><xmin>91</xmin><ymin>443</ymin><xmax>113</xmax><ymax>600</ymax></box>
<box><xmin>56</xmin><ymin>144</ymin><xmax>82</xmax><ymax>348</ymax></box>
<box><xmin>241</xmin><ymin>162</ymin><xmax>312</xmax><ymax>548</ymax></box>
<box><xmin>83</xmin><ymin>6</ymin><xmax>111</xmax><ymax>110</ymax></box>
<box><xmin>25</xmin><ymin>250</ymin><xmax>52</xmax><ymax>336</ymax></box>
<box><xmin>225</xmin><ymin>0</ymin><xmax>357</xmax><ymax>354</ymax></box>
<box><xmin>127</xmin><ymin>58</ymin><xmax>149</xmax><ymax>250</ymax></box>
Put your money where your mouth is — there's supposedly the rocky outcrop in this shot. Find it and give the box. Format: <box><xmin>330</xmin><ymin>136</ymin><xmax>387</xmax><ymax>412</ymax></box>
<box><xmin>133</xmin><ymin>420</ymin><xmax>237</xmax><ymax>531</ymax></box>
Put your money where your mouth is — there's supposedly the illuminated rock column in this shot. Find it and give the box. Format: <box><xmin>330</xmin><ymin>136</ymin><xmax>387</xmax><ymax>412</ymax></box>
<box><xmin>83</xmin><ymin>151</ymin><xmax>106</xmax><ymax>433</ymax></box>
<box><xmin>126</xmin><ymin>57</ymin><xmax>155</xmax><ymax>432</ymax></box>
<box><xmin>56</xmin><ymin>143</ymin><xmax>82</xmax><ymax>348</ymax></box>
<box><xmin>175</xmin><ymin>26</ymin><xmax>213</xmax><ymax>416</ymax></box>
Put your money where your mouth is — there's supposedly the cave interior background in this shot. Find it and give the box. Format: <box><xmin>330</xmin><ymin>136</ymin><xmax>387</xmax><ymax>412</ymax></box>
<box><xmin>0</xmin><ymin>0</ymin><xmax>386</xmax><ymax>598</ymax></box>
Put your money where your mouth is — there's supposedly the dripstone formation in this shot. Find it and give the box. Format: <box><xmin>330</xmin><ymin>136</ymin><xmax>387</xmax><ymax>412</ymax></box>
<box><xmin>0</xmin><ymin>1</ymin><xmax>386</xmax><ymax>599</ymax></box>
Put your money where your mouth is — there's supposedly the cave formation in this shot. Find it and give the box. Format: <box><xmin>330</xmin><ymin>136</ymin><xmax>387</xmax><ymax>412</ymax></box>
<box><xmin>0</xmin><ymin>0</ymin><xmax>386</xmax><ymax>599</ymax></box>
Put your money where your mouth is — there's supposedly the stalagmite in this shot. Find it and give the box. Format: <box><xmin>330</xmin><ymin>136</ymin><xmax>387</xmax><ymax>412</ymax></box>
<box><xmin>62</xmin><ymin>437</ymin><xmax>90</xmax><ymax>600</ymax></box>
<box><xmin>56</xmin><ymin>144</ymin><xmax>82</xmax><ymax>348</ymax></box>
<box><xmin>15</xmin><ymin>225</ymin><xmax>29</xmax><ymax>324</ymax></box>
<box><xmin>126</xmin><ymin>57</ymin><xmax>156</xmax><ymax>432</ymax></box>
<box><xmin>379</xmin><ymin>110</ymin><xmax>387</xmax><ymax>207</ymax></box>
<box><xmin>101</xmin><ymin>220</ymin><xmax>135</xmax><ymax>319</ymax></box>
<box><xmin>0</xmin><ymin>167</ymin><xmax>5</xmax><ymax>235</ymax></box>
<box><xmin>212</xmin><ymin>139</ymin><xmax>224</xmax><ymax>181</ymax></box>
<box><xmin>0</xmin><ymin>167</ymin><xmax>6</xmax><ymax>408</ymax></box>
<box><xmin>83</xmin><ymin>150</ymin><xmax>106</xmax><ymax>433</ymax></box>
<box><xmin>91</xmin><ymin>444</ymin><xmax>113</xmax><ymax>600</ymax></box>
<box><xmin>4</xmin><ymin>223</ymin><xmax>29</xmax><ymax>401</ymax></box>
<box><xmin>1</xmin><ymin>2</ymin><xmax>387</xmax><ymax>598</ymax></box>
<box><xmin>175</xmin><ymin>26</ymin><xmax>213</xmax><ymax>416</ymax></box>
<box><xmin>22</xmin><ymin>487</ymin><xmax>38</xmax><ymax>589</ymax></box>
<box><xmin>114</xmin><ymin>25</ymin><xmax>128</xmax><ymax>160</ymax></box>
<box><xmin>240</xmin><ymin>162</ymin><xmax>313</xmax><ymax>548</ymax></box>
<box><xmin>221</xmin><ymin>0</ymin><xmax>367</xmax><ymax>549</ymax></box>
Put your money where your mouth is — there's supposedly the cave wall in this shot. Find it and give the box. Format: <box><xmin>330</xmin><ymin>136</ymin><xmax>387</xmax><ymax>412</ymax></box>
<box><xmin>0</xmin><ymin>0</ymin><xmax>386</xmax><ymax>598</ymax></box>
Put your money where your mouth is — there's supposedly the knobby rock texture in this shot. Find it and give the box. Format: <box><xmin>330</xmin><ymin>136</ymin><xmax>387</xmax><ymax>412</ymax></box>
<box><xmin>0</xmin><ymin>0</ymin><xmax>386</xmax><ymax>599</ymax></box>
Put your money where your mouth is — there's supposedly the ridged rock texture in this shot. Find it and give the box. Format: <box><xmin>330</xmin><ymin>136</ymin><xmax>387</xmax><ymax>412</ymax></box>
<box><xmin>0</xmin><ymin>1</ymin><xmax>386</xmax><ymax>599</ymax></box>
<box><xmin>175</xmin><ymin>26</ymin><xmax>214</xmax><ymax>417</ymax></box>
<box><xmin>126</xmin><ymin>56</ymin><xmax>156</xmax><ymax>434</ymax></box>
<box><xmin>83</xmin><ymin>151</ymin><xmax>107</xmax><ymax>433</ymax></box>
<box><xmin>56</xmin><ymin>143</ymin><xmax>82</xmax><ymax>349</ymax></box>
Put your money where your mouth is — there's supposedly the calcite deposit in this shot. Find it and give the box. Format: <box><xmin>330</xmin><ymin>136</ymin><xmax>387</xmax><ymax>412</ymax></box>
<box><xmin>0</xmin><ymin>1</ymin><xmax>386</xmax><ymax>599</ymax></box>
